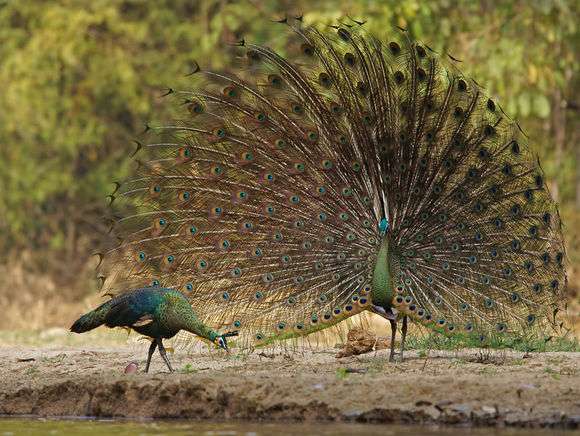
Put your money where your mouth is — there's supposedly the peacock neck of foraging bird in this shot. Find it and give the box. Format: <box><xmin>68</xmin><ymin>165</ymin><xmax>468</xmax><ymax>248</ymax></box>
<box><xmin>164</xmin><ymin>291</ymin><xmax>218</xmax><ymax>342</ymax></box>
<box><xmin>371</xmin><ymin>218</ymin><xmax>394</xmax><ymax>310</ymax></box>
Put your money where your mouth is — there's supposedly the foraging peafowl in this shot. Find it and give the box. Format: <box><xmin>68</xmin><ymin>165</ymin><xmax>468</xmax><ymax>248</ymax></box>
<box><xmin>70</xmin><ymin>287</ymin><xmax>238</xmax><ymax>372</ymax></box>
<box><xmin>97</xmin><ymin>18</ymin><xmax>567</xmax><ymax>362</ymax></box>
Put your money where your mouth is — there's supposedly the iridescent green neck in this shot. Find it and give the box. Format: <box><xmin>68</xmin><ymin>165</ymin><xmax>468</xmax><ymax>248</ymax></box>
<box><xmin>166</xmin><ymin>292</ymin><xmax>217</xmax><ymax>341</ymax></box>
<box><xmin>372</xmin><ymin>237</ymin><xmax>393</xmax><ymax>309</ymax></box>
<box><xmin>183</xmin><ymin>315</ymin><xmax>217</xmax><ymax>341</ymax></box>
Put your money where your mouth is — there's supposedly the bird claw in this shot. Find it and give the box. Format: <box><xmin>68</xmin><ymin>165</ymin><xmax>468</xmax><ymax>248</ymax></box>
<box><xmin>389</xmin><ymin>351</ymin><xmax>405</xmax><ymax>363</ymax></box>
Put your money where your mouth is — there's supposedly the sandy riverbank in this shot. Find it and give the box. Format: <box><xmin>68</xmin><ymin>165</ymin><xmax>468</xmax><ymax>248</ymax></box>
<box><xmin>1</xmin><ymin>340</ymin><xmax>579</xmax><ymax>429</ymax></box>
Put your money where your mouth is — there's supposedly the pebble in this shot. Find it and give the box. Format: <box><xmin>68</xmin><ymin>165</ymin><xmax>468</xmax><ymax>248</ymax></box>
<box><xmin>481</xmin><ymin>405</ymin><xmax>497</xmax><ymax>415</ymax></box>
<box><xmin>124</xmin><ymin>362</ymin><xmax>138</xmax><ymax>374</ymax></box>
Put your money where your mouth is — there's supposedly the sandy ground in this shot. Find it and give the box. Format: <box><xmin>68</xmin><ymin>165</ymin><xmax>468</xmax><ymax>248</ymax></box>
<box><xmin>1</xmin><ymin>334</ymin><xmax>579</xmax><ymax>429</ymax></box>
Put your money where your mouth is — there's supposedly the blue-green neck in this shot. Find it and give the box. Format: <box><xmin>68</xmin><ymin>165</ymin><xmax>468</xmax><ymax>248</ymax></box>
<box><xmin>372</xmin><ymin>236</ymin><xmax>393</xmax><ymax>309</ymax></box>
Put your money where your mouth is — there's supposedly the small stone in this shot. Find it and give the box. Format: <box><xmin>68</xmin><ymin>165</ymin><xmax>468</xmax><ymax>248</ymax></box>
<box><xmin>124</xmin><ymin>362</ymin><xmax>138</xmax><ymax>374</ymax></box>
<box><xmin>313</xmin><ymin>383</ymin><xmax>325</xmax><ymax>390</ymax></box>
<box><xmin>504</xmin><ymin>412</ymin><xmax>527</xmax><ymax>425</ymax></box>
<box><xmin>481</xmin><ymin>405</ymin><xmax>497</xmax><ymax>415</ymax></box>
<box><xmin>452</xmin><ymin>404</ymin><xmax>472</xmax><ymax>415</ymax></box>
<box><xmin>516</xmin><ymin>383</ymin><xmax>538</xmax><ymax>398</ymax></box>
<box><xmin>344</xmin><ymin>409</ymin><xmax>363</xmax><ymax>419</ymax></box>
<box><xmin>435</xmin><ymin>399</ymin><xmax>453</xmax><ymax>410</ymax></box>
<box><xmin>422</xmin><ymin>406</ymin><xmax>441</xmax><ymax>420</ymax></box>
<box><xmin>415</xmin><ymin>400</ymin><xmax>432</xmax><ymax>407</ymax></box>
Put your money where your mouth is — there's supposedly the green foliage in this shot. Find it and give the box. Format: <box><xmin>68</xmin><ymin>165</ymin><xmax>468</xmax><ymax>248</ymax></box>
<box><xmin>181</xmin><ymin>363</ymin><xmax>198</xmax><ymax>374</ymax></box>
<box><xmin>335</xmin><ymin>367</ymin><xmax>349</xmax><ymax>379</ymax></box>
<box><xmin>406</xmin><ymin>332</ymin><xmax>580</xmax><ymax>352</ymax></box>
<box><xmin>0</xmin><ymin>0</ymin><xmax>577</xmax><ymax>293</ymax></box>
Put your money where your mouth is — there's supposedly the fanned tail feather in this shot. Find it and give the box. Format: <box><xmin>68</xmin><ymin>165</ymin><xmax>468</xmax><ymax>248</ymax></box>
<box><xmin>98</xmin><ymin>18</ymin><xmax>567</xmax><ymax>349</ymax></box>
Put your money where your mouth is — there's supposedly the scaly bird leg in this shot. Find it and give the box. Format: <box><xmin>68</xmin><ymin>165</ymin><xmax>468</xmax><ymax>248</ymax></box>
<box><xmin>145</xmin><ymin>339</ymin><xmax>157</xmax><ymax>373</ymax></box>
<box><xmin>371</xmin><ymin>305</ymin><xmax>399</xmax><ymax>363</ymax></box>
<box><xmin>399</xmin><ymin>315</ymin><xmax>408</xmax><ymax>362</ymax></box>
<box><xmin>388</xmin><ymin>319</ymin><xmax>397</xmax><ymax>362</ymax></box>
<box><xmin>157</xmin><ymin>339</ymin><xmax>174</xmax><ymax>373</ymax></box>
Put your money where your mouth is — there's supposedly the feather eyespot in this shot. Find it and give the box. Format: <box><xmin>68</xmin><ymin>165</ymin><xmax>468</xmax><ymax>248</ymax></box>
<box><xmin>318</xmin><ymin>72</ymin><xmax>332</xmax><ymax>87</ymax></box>
<box><xmin>344</xmin><ymin>52</ymin><xmax>356</xmax><ymax>66</ymax></box>
<box><xmin>246</xmin><ymin>49</ymin><xmax>260</xmax><ymax>62</ymax></box>
<box><xmin>255</xmin><ymin>112</ymin><xmax>267</xmax><ymax>122</ymax></box>
<box><xmin>306</xmin><ymin>131</ymin><xmax>319</xmax><ymax>142</ymax></box>
<box><xmin>188</xmin><ymin>100</ymin><xmax>204</xmax><ymax>115</ymax></box>
<box><xmin>291</xmin><ymin>103</ymin><xmax>304</xmax><ymax>115</ymax></box>
<box><xmin>329</xmin><ymin>102</ymin><xmax>343</xmax><ymax>114</ymax></box>
<box><xmin>416</xmin><ymin>45</ymin><xmax>426</xmax><ymax>58</ymax></box>
<box><xmin>356</xmin><ymin>82</ymin><xmax>368</xmax><ymax>96</ymax></box>
<box><xmin>394</xmin><ymin>71</ymin><xmax>405</xmax><ymax>84</ymax></box>
<box><xmin>389</xmin><ymin>41</ymin><xmax>401</xmax><ymax>55</ymax></box>
<box><xmin>337</xmin><ymin>28</ymin><xmax>351</xmax><ymax>41</ymax></box>
<box><xmin>213</xmin><ymin>128</ymin><xmax>226</xmax><ymax>139</ymax></box>
<box><xmin>268</xmin><ymin>74</ymin><xmax>282</xmax><ymax>87</ymax></box>
<box><xmin>301</xmin><ymin>43</ymin><xmax>314</xmax><ymax>56</ymax></box>
<box><xmin>222</xmin><ymin>85</ymin><xmax>238</xmax><ymax>98</ymax></box>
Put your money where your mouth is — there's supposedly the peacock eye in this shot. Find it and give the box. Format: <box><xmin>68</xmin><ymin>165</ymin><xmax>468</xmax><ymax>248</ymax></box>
<box><xmin>268</xmin><ymin>74</ymin><xmax>282</xmax><ymax>86</ymax></box>
<box><xmin>188</xmin><ymin>101</ymin><xmax>204</xmax><ymax>114</ymax></box>
<box><xmin>292</xmin><ymin>103</ymin><xmax>304</xmax><ymax>115</ymax></box>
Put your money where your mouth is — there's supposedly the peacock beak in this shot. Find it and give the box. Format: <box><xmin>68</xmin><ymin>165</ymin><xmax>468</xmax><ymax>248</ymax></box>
<box><xmin>217</xmin><ymin>336</ymin><xmax>229</xmax><ymax>352</ymax></box>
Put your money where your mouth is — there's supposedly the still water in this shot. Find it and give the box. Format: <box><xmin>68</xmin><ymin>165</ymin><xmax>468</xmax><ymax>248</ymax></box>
<box><xmin>0</xmin><ymin>419</ymin><xmax>579</xmax><ymax>436</ymax></box>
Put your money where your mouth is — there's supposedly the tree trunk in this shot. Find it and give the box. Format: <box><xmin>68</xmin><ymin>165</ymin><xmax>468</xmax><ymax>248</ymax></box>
<box><xmin>551</xmin><ymin>88</ymin><xmax>566</xmax><ymax>203</ymax></box>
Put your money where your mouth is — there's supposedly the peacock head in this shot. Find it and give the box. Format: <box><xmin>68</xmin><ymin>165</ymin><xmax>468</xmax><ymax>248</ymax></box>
<box><xmin>211</xmin><ymin>330</ymin><xmax>239</xmax><ymax>352</ymax></box>
<box><xmin>379</xmin><ymin>217</ymin><xmax>389</xmax><ymax>236</ymax></box>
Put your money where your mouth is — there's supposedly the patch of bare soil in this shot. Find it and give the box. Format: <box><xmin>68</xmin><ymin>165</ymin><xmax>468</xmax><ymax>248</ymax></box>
<box><xmin>1</xmin><ymin>343</ymin><xmax>579</xmax><ymax>429</ymax></box>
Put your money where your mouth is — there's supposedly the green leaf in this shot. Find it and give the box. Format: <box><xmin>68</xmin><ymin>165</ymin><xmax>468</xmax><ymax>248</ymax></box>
<box><xmin>533</xmin><ymin>94</ymin><xmax>551</xmax><ymax>118</ymax></box>
<box><xmin>518</xmin><ymin>93</ymin><xmax>531</xmax><ymax>117</ymax></box>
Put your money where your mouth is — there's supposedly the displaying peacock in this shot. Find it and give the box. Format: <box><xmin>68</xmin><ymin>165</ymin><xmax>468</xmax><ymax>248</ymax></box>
<box><xmin>70</xmin><ymin>287</ymin><xmax>238</xmax><ymax>372</ymax></box>
<box><xmin>97</xmin><ymin>17</ymin><xmax>567</xmax><ymax>363</ymax></box>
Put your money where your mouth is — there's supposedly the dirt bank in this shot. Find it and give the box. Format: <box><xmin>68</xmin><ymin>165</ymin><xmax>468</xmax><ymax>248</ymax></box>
<box><xmin>1</xmin><ymin>343</ymin><xmax>579</xmax><ymax>429</ymax></box>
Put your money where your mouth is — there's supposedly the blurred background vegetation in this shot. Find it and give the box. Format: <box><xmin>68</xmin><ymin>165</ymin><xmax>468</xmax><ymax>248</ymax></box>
<box><xmin>0</xmin><ymin>0</ymin><xmax>578</xmax><ymax>331</ymax></box>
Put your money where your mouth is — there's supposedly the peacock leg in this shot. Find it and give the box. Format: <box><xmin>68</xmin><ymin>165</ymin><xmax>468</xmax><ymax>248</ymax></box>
<box><xmin>145</xmin><ymin>339</ymin><xmax>157</xmax><ymax>373</ymax></box>
<box><xmin>156</xmin><ymin>338</ymin><xmax>174</xmax><ymax>373</ymax></box>
<box><xmin>388</xmin><ymin>319</ymin><xmax>397</xmax><ymax>362</ymax></box>
<box><xmin>399</xmin><ymin>315</ymin><xmax>408</xmax><ymax>361</ymax></box>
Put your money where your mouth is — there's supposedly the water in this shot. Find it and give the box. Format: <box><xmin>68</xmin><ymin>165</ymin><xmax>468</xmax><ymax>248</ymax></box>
<box><xmin>0</xmin><ymin>419</ymin><xmax>578</xmax><ymax>436</ymax></box>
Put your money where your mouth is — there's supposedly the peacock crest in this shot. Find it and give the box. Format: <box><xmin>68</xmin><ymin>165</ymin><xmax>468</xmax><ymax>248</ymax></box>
<box><xmin>98</xmin><ymin>18</ymin><xmax>568</xmax><ymax>351</ymax></box>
